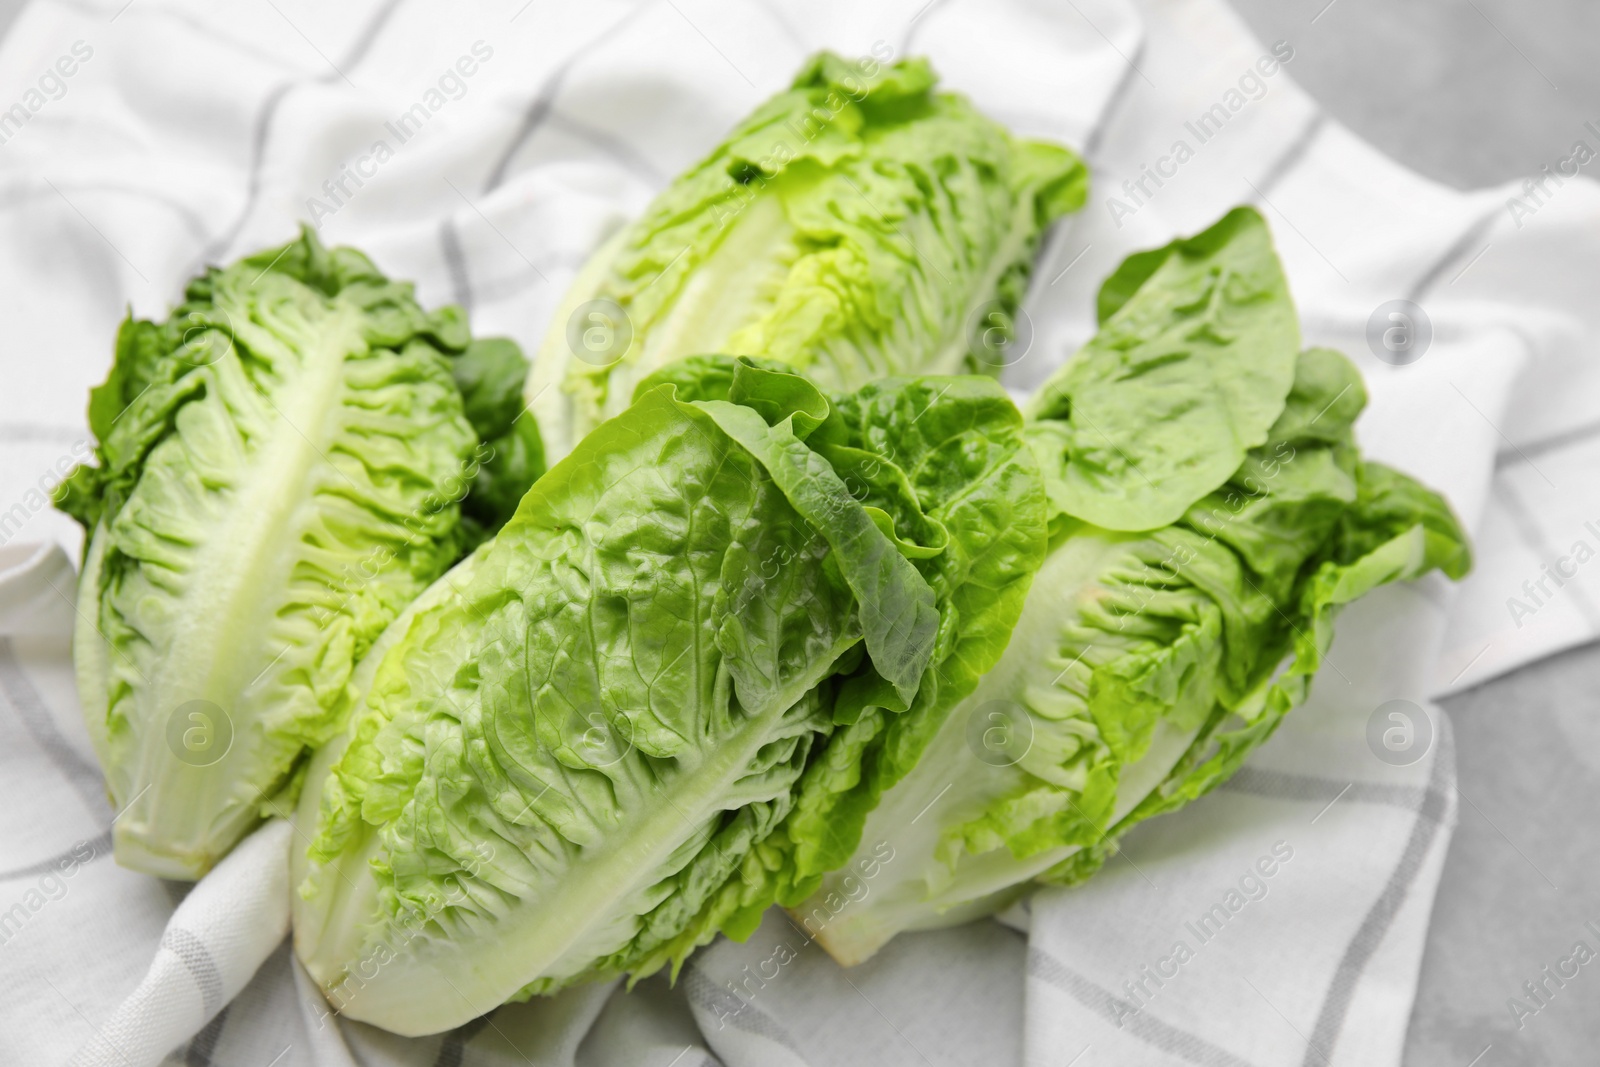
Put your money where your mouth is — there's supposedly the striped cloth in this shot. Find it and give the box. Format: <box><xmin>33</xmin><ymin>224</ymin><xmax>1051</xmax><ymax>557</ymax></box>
<box><xmin>0</xmin><ymin>0</ymin><xmax>1589</xmax><ymax>1064</ymax></box>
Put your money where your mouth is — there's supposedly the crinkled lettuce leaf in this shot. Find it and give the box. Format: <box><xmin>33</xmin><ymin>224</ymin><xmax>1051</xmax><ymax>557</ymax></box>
<box><xmin>526</xmin><ymin>51</ymin><xmax>1087</xmax><ymax>460</ymax></box>
<box><xmin>1038</xmin><ymin>453</ymin><xmax>1472</xmax><ymax>890</ymax></box>
<box><xmin>291</xmin><ymin>357</ymin><xmax>1047</xmax><ymax>1035</ymax></box>
<box><xmin>447</xmin><ymin>336</ymin><xmax>547</xmax><ymax>541</ymax></box>
<box><xmin>612</xmin><ymin>369</ymin><xmax>1052</xmax><ymax>977</ymax></box>
<box><xmin>54</xmin><ymin>228</ymin><xmax>534</xmax><ymax>879</ymax></box>
<box><xmin>797</xmin><ymin>251</ymin><xmax>1469</xmax><ymax>966</ymax></box>
<box><xmin>1025</xmin><ymin>206</ymin><xmax>1299</xmax><ymax>531</ymax></box>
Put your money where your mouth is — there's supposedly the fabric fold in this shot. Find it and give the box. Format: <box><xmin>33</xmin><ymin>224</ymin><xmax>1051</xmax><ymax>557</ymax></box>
<box><xmin>0</xmin><ymin>0</ymin><xmax>1587</xmax><ymax>1063</ymax></box>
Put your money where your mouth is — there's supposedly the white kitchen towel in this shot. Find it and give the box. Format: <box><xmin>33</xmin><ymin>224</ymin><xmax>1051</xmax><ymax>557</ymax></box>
<box><xmin>66</xmin><ymin>818</ymin><xmax>294</xmax><ymax>1067</ymax></box>
<box><xmin>0</xmin><ymin>0</ymin><xmax>1590</xmax><ymax>1064</ymax></box>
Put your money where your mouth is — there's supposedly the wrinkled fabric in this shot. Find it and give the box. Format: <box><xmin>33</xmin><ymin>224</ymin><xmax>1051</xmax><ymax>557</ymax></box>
<box><xmin>0</xmin><ymin>0</ymin><xmax>1591</xmax><ymax>1064</ymax></box>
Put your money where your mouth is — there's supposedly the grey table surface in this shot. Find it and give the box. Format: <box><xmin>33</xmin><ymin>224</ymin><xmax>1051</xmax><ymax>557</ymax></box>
<box><xmin>2</xmin><ymin>0</ymin><xmax>1595</xmax><ymax>1063</ymax></box>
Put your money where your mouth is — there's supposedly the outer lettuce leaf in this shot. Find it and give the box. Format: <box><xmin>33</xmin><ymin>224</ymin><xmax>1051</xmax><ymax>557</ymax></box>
<box><xmin>774</xmin><ymin>206</ymin><xmax>1306</xmax><ymax>951</ymax></box>
<box><xmin>1040</xmin><ymin>457</ymin><xmax>1473</xmax><ymax>888</ymax></box>
<box><xmin>617</xmin><ymin>372</ymin><xmax>1051</xmax><ymax>977</ymax></box>
<box><xmin>53</xmin><ymin>228</ymin><xmax>530</xmax><ymax>879</ymax></box>
<box><xmin>799</xmin><ymin>345</ymin><xmax>1470</xmax><ymax>964</ymax></box>
<box><xmin>771</xmin><ymin>374</ymin><xmax>1051</xmax><ymax>895</ymax></box>
<box><xmin>694</xmin><ymin>385</ymin><xmax>939</xmax><ymax>704</ymax></box>
<box><xmin>1024</xmin><ymin>207</ymin><xmax>1299</xmax><ymax>531</ymax></box>
<box><xmin>526</xmin><ymin>52</ymin><xmax>1087</xmax><ymax>460</ymax></box>
<box><xmin>291</xmin><ymin>359</ymin><xmax>1046</xmax><ymax>1034</ymax></box>
<box><xmin>448</xmin><ymin>337</ymin><xmax>547</xmax><ymax>542</ymax></box>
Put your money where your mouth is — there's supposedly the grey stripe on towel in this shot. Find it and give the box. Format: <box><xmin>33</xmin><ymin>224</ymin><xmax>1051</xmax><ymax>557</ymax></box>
<box><xmin>162</xmin><ymin>926</ymin><xmax>226</xmax><ymax>1018</ymax></box>
<box><xmin>1028</xmin><ymin>946</ymin><xmax>1261</xmax><ymax>1067</ymax></box>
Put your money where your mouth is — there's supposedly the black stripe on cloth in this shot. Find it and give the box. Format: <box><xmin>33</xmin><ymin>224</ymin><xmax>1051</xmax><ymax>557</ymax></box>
<box><xmin>0</xmin><ymin>828</ymin><xmax>110</xmax><ymax>882</ymax></box>
<box><xmin>432</xmin><ymin>1014</ymin><xmax>492</xmax><ymax>1067</ymax></box>
<box><xmin>546</xmin><ymin>111</ymin><xmax>668</xmax><ymax>186</ymax></box>
<box><xmin>483</xmin><ymin>1</ymin><xmax>655</xmax><ymax>193</ymax></box>
<box><xmin>0</xmin><ymin>637</ymin><xmax>110</xmax><ymax>820</ymax></box>
<box><xmin>1299</xmin><ymin>715</ymin><xmax>1456</xmax><ymax>1066</ymax></box>
<box><xmin>1248</xmin><ymin>112</ymin><xmax>1327</xmax><ymax>201</ymax></box>
<box><xmin>184</xmin><ymin>1004</ymin><xmax>230</xmax><ymax>1067</ymax></box>
<box><xmin>200</xmin><ymin>0</ymin><xmax>407</xmax><ymax>265</ymax></box>
<box><xmin>1406</xmin><ymin>204</ymin><xmax>1502</xmax><ymax>304</ymax></box>
<box><xmin>1030</xmin><ymin>33</ymin><xmax>1146</xmax><ymax>287</ymax></box>
<box><xmin>482</xmin><ymin>66</ymin><xmax>572</xmax><ymax>194</ymax></box>
<box><xmin>163</xmin><ymin>925</ymin><xmax>226</xmax><ymax>1017</ymax></box>
<box><xmin>1220</xmin><ymin>767</ymin><xmax>1447</xmax><ymax>821</ymax></box>
<box><xmin>198</xmin><ymin>79</ymin><xmax>295</xmax><ymax>266</ymax></box>
<box><xmin>1024</xmin><ymin>34</ymin><xmax>1145</xmax><ymax>303</ymax></box>
<box><xmin>683</xmin><ymin>962</ymin><xmax>807</xmax><ymax>1059</ymax></box>
<box><xmin>1494</xmin><ymin>478</ymin><xmax>1600</xmax><ymax>632</ymax></box>
<box><xmin>1027</xmin><ymin>947</ymin><xmax>1261</xmax><ymax>1067</ymax></box>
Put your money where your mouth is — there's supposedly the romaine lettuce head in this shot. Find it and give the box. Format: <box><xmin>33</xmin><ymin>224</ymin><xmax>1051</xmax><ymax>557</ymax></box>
<box><xmin>290</xmin><ymin>357</ymin><xmax>1047</xmax><ymax>1035</ymax></box>
<box><xmin>54</xmin><ymin>229</ymin><xmax>539</xmax><ymax>879</ymax></box>
<box><xmin>793</xmin><ymin>234</ymin><xmax>1470</xmax><ymax>965</ymax></box>
<box><xmin>526</xmin><ymin>51</ymin><xmax>1088</xmax><ymax>460</ymax></box>
<box><xmin>738</xmin><ymin>207</ymin><xmax>1300</xmax><ymax>924</ymax></box>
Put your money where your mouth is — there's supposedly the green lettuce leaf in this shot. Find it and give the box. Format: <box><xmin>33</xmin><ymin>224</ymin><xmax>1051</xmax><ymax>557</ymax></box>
<box><xmin>1025</xmin><ymin>206</ymin><xmax>1299</xmax><ymax>531</ymax></box>
<box><xmin>290</xmin><ymin>358</ymin><xmax>1047</xmax><ymax>1034</ymax></box>
<box><xmin>447</xmin><ymin>337</ymin><xmax>547</xmax><ymax>541</ymax></box>
<box><xmin>526</xmin><ymin>51</ymin><xmax>1087</xmax><ymax>460</ymax></box>
<box><xmin>614</xmin><ymin>371</ymin><xmax>1052</xmax><ymax>978</ymax></box>
<box><xmin>54</xmin><ymin>228</ymin><xmax>529</xmax><ymax>879</ymax></box>
<box><xmin>797</xmin><ymin>343</ymin><xmax>1470</xmax><ymax>965</ymax></box>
